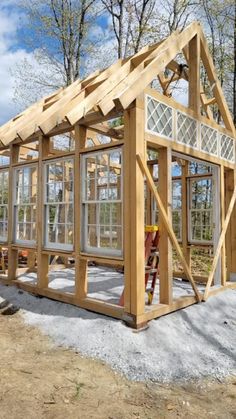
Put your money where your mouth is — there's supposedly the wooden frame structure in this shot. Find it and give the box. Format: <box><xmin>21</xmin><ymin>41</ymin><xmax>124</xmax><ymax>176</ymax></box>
<box><xmin>0</xmin><ymin>21</ymin><xmax>236</xmax><ymax>328</ymax></box>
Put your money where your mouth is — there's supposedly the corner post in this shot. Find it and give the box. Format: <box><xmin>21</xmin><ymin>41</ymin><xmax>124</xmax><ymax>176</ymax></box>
<box><xmin>124</xmin><ymin>96</ymin><xmax>146</xmax><ymax>320</ymax></box>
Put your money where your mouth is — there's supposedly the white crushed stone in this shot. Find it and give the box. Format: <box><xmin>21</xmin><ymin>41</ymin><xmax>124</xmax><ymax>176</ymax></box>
<box><xmin>0</xmin><ymin>281</ymin><xmax>235</xmax><ymax>383</ymax></box>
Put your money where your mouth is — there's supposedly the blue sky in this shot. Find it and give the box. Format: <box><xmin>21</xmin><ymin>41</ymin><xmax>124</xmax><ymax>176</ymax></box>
<box><xmin>0</xmin><ymin>2</ymin><xmax>34</xmax><ymax>124</ymax></box>
<box><xmin>0</xmin><ymin>2</ymin><xmax>110</xmax><ymax>126</ymax></box>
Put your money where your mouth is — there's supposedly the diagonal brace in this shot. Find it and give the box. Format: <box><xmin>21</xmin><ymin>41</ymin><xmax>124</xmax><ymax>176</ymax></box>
<box><xmin>137</xmin><ymin>154</ymin><xmax>201</xmax><ymax>302</ymax></box>
<box><xmin>203</xmin><ymin>186</ymin><xmax>236</xmax><ymax>300</ymax></box>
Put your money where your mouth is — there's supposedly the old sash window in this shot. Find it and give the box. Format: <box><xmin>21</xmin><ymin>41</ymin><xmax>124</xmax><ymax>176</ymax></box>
<box><xmin>188</xmin><ymin>177</ymin><xmax>213</xmax><ymax>243</ymax></box>
<box><xmin>0</xmin><ymin>169</ymin><xmax>8</xmax><ymax>242</ymax></box>
<box><xmin>14</xmin><ymin>165</ymin><xmax>37</xmax><ymax>244</ymax></box>
<box><xmin>81</xmin><ymin>148</ymin><xmax>123</xmax><ymax>256</ymax></box>
<box><xmin>44</xmin><ymin>158</ymin><xmax>74</xmax><ymax>250</ymax></box>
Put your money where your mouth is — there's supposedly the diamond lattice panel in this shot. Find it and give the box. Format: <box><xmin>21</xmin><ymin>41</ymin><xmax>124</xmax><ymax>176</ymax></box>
<box><xmin>220</xmin><ymin>134</ymin><xmax>235</xmax><ymax>163</ymax></box>
<box><xmin>200</xmin><ymin>124</ymin><xmax>218</xmax><ymax>156</ymax></box>
<box><xmin>146</xmin><ymin>96</ymin><xmax>173</xmax><ymax>139</ymax></box>
<box><xmin>177</xmin><ymin>112</ymin><xmax>197</xmax><ymax>148</ymax></box>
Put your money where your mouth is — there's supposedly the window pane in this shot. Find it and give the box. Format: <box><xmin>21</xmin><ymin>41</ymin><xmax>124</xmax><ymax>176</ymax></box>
<box><xmin>82</xmin><ymin>149</ymin><xmax>122</xmax><ymax>255</ymax></box>
<box><xmin>87</xmin><ymin>225</ymin><xmax>98</xmax><ymax>247</ymax></box>
<box><xmin>57</xmin><ymin>224</ymin><xmax>65</xmax><ymax>243</ymax></box>
<box><xmin>45</xmin><ymin>159</ymin><xmax>74</xmax><ymax>247</ymax></box>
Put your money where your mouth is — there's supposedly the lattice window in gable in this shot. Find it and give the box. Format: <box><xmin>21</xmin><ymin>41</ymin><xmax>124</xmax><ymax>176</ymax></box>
<box><xmin>200</xmin><ymin>124</ymin><xmax>218</xmax><ymax>156</ymax></box>
<box><xmin>146</xmin><ymin>96</ymin><xmax>173</xmax><ymax>139</ymax></box>
<box><xmin>220</xmin><ymin>134</ymin><xmax>235</xmax><ymax>163</ymax></box>
<box><xmin>176</xmin><ymin>112</ymin><xmax>197</xmax><ymax>149</ymax></box>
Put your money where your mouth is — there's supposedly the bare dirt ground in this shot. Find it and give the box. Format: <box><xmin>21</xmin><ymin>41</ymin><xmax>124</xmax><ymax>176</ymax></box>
<box><xmin>0</xmin><ymin>312</ymin><xmax>236</xmax><ymax>419</ymax></box>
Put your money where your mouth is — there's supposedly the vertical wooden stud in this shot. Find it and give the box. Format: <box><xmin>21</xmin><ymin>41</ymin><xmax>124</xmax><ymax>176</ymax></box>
<box><xmin>225</xmin><ymin>169</ymin><xmax>236</xmax><ymax>279</ymax></box>
<box><xmin>124</xmin><ymin>97</ymin><xmax>146</xmax><ymax>317</ymax></box>
<box><xmin>181</xmin><ymin>161</ymin><xmax>191</xmax><ymax>267</ymax></box>
<box><xmin>74</xmin><ymin>124</ymin><xmax>88</xmax><ymax>300</ymax></box>
<box><xmin>189</xmin><ymin>34</ymin><xmax>201</xmax><ymax>115</ymax></box>
<box><xmin>220</xmin><ymin>165</ymin><xmax>226</xmax><ymax>285</ymax></box>
<box><xmin>159</xmin><ymin>147</ymin><xmax>173</xmax><ymax>305</ymax></box>
<box><xmin>37</xmin><ymin>135</ymin><xmax>49</xmax><ymax>288</ymax></box>
<box><xmin>7</xmin><ymin>144</ymin><xmax>19</xmax><ymax>280</ymax></box>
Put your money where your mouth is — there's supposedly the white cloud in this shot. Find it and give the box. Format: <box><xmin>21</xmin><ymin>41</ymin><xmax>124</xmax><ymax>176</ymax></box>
<box><xmin>0</xmin><ymin>4</ymin><xmax>35</xmax><ymax>125</ymax></box>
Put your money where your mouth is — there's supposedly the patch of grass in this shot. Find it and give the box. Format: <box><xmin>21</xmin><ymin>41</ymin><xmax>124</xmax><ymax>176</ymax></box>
<box><xmin>74</xmin><ymin>381</ymin><xmax>85</xmax><ymax>399</ymax></box>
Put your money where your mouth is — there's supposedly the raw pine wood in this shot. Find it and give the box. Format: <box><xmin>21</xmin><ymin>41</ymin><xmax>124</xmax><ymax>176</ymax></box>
<box><xmin>114</xmin><ymin>22</ymin><xmax>199</xmax><ymax>111</ymax></box>
<box><xmin>158</xmin><ymin>147</ymin><xmax>173</xmax><ymax>304</ymax></box>
<box><xmin>7</xmin><ymin>144</ymin><xmax>19</xmax><ymax>280</ymax></box>
<box><xmin>225</xmin><ymin>170</ymin><xmax>236</xmax><ymax>278</ymax></box>
<box><xmin>0</xmin><ymin>21</ymin><xmax>235</xmax><ymax>327</ymax></box>
<box><xmin>220</xmin><ymin>166</ymin><xmax>227</xmax><ymax>286</ymax></box>
<box><xmin>37</xmin><ymin>135</ymin><xmax>49</xmax><ymax>288</ymax></box>
<box><xmin>199</xmin><ymin>27</ymin><xmax>236</xmax><ymax>135</ymax></box>
<box><xmin>137</xmin><ymin>153</ymin><xmax>201</xmax><ymax>302</ymax></box>
<box><xmin>188</xmin><ymin>34</ymin><xmax>201</xmax><ymax>115</ymax></box>
<box><xmin>123</xmin><ymin>99</ymin><xmax>146</xmax><ymax>317</ymax></box>
<box><xmin>204</xmin><ymin>185</ymin><xmax>236</xmax><ymax>300</ymax></box>
<box><xmin>181</xmin><ymin>162</ymin><xmax>191</xmax><ymax>267</ymax></box>
<box><xmin>74</xmin><ymin>124</ymin><xmax>88</xmax><ymax>300</ymax></box>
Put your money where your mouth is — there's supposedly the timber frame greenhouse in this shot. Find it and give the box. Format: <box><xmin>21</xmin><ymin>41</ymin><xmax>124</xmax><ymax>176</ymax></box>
<box><xmin>0</xmin><ymin>21</ymin><xmax>235</xmax><ymax>328</ymax></box>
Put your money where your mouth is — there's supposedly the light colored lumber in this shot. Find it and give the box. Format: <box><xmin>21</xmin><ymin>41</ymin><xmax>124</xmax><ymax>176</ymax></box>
<box><xmin>181</xmin><ymin>162</ymin><xmax>191</xmax><ymax>267</ymax></box>
<box><xmin>188</xmin><ymin>34</ymin><xmax>201</xmax><ymax>115</ymax></box>
<box><xmin>113</xmin><ymin>22</ymin><xmax>200</xmax><ymax>111</ymax></box>
<box><xmin>74</xmin><ymin>124</ymin><xmax>88</xmax><ymax>300</ymax></box>
<box><xmin>37</xmin><ymin>135</ymin><xmax>49</xmax><ymax>288</ymax></box>
<box><xmin>136</xmin><ymin>295</ymin><xmax>198</xmax><ymax>323</ymax></box>
<box><xmin>220</xmin><ymin>165</ymin><xmax>227</xmax><ymax>286</ymax></box>
<box><xmin>203</xmin><ymin>185</ymin><xmax>236</xmax><ymax>300</ymax></box>
<box><xmin>158</xmin><ymin>147</ymin><xmax>173</xmax><ymax>304</ymax></box>
<box><xmin>123</xmin><ymin>98</ymin><xmax>146</xmax><ymax>316</ymax></box>
<box><xmin>137</xmin><ymin>153</ymin><xmax>201</xmax><ymax>302</ymax></box>
<box><xmin>199</xmin><ymin>27</ymin><xmax>236</xmax><ymax>135</ymax></box>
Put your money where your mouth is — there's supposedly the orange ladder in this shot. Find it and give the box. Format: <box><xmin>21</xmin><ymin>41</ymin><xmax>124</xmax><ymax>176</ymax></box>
<box><xmin>119</xmin><ymin>225</ymin><xmax>160</xmax><ymax>306</ymax></box>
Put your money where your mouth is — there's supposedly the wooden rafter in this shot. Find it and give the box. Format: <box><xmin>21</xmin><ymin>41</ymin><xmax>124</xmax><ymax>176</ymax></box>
<box><xmin>0</xmin><ymin>21</ymin><xmax>235</xmax><ymax>149</ymax></box>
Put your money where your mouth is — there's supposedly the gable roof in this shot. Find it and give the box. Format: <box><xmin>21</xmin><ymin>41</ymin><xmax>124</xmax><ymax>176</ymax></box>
<box><xmin>0</xmin><ymin>20</ymin><xmax>235</xmax><ymax>149</ymax></box>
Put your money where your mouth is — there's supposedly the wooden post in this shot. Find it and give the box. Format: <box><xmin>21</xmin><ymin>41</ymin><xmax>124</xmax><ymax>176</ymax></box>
<box><xmin>7</xmin><ymin>144</ymin><xmax>19</xmax><ymax>280</ymax></box>
<box><xmin>123</xmin><ymin>97</ymin><xmax>145</xmax><ymax>318</ymax></box>
<box><xmin>181</xmin><ymin>161</ymin><xmax>191</xmax><ymax>268</ymax></box>
<box><xmin>220</xmin><ymin>165</ymin><xmax>226</xmax><ymax>285</ymax></box>
<box><xmin>188</xmin><ymin>34</ymin><xmax>201</xmax><ymax>115</ymax></box>
<box><xmin>74</xmin><ymin>124</ymin><xmax>88</xmax><ymax>300</ymax></box>
<box><xmin>158</xmin><ymin>147</ymin><xmax>173</xmax><ymax>305</ymax></box>
<box><xmin>225</xmin><ymin>169</ymin><xmax>236</xmax><ymax>279</ymax></box>
<box><xmin>37</xmin><ymin>135</ymin><xmax>49</xmax><ymax>288</ymax></box>
<box><xmin>146</xmin><ymin>164</ymin><xmax>153</xmax><ymax>225</ymax></box>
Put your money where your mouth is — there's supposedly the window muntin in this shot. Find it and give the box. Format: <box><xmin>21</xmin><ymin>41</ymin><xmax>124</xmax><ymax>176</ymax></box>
<box><xmin>0</xmin><ymin>170</ymin><xmax>8</xmax><ymax>242</ymax></box>
<box><xmin>82</xmin><ymin>149</ymin><xmax>123</xmax><ymax>256</ymax></box>
<box><xmin>189</xmin><ymin>177</ymin><xmax>213</xmax><ymax>243</ymax></box>
<box><xmin>14</xmin><ymin>165</ymin><xmax>37</xmax><ymax>244</ymax></box>
<box><xmin>44</xmin><ymin>158</ymin><xmax>74</xmax><ymax>250</ymax></box>
<box><xmin>151</xmin><ymin>179</ymin><xmax>182</xmax><ymax>241</ymax></box>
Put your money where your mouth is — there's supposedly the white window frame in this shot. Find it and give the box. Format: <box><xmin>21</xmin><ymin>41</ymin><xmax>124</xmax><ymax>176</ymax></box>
<box><xmin>44</xmin><ymin>157</ymin><xmax>74</xmax><ymax>251</ymax></box>
<box><xmin>13</xmin><ymin>163</ymin><xmax>37</xmax><ymax>246</ymax></box>
<box><xmin>0</xmin><ymin>169</ymin><xmax>9</xmax><ymax>243</ymax></box>
<box><xmin>81</xmin><ymin>148</ymin><xmax>123</xmax><ymax>257</ymax></box>
<box><xmin>151</xmin><ymin>179</ymin><xmax>182</xmax><ymax>242</ymax></box>
<box><xmin>188</xmin><ymin>176</ymin><xmax>214</xmax><ymax>245</ymax></box>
